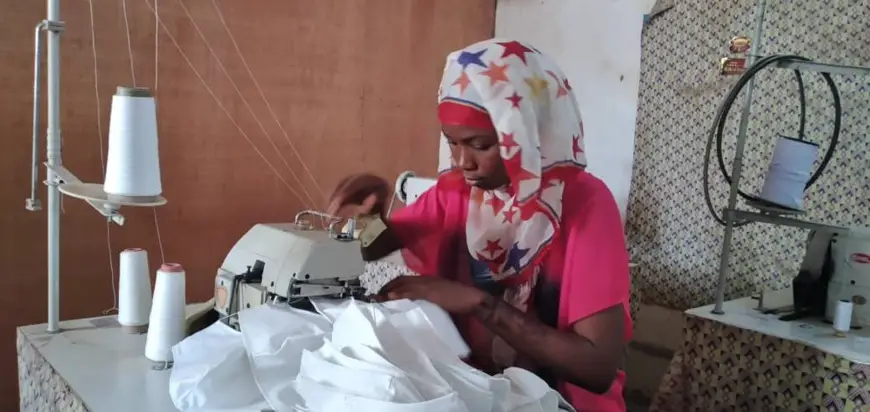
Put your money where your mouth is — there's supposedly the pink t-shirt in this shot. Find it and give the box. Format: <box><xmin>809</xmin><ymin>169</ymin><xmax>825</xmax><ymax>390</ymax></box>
<box><xmin>390</xmin><ymin>170</ymin><xmax>632</xmax><ymax>412</ymax></box>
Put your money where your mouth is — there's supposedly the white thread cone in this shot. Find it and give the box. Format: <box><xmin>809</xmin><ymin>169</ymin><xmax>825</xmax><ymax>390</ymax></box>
<box><xmin>759</xmin><ymin>136</ymin><xmax>819</xmax><ymax>210</ymax></box>
<box><xmin>145</xmin><ymin>263</ymin><xmax>186</xmax><ymax>363</ymax></box>
<box><xmin>104</xmin><ymin>86</ymin><xmax>163</xmax><ymax>198</ymax></box>
<box><xmin>834</xmin><ymin>299</ymin><xmax>854</xmax><ymax>333</ymax></box>
<box><xmin>117</xmin><ymin>248</ymin><xmax>152</xmax><ymax>333</ymax></box>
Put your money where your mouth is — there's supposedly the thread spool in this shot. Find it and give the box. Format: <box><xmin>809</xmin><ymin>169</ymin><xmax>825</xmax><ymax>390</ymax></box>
<box><xmin>758</xmin><ymin>136</ymin><xmax>820</xmax><ymax>211</ymax></box>
<box><xmin>833</xmin><ymin>298</ymin><xmax>853</xmax><ymax>337</ymax></box>
<box><xmin>104</xmin><ymin>86</ymin><xmax>163</xmax><ymax>204</ymax></box>
<box><xmin>117</xmin><ymin>248</ymin><xmax>152</xmax><ymax>334</ymax></box>
<box><xmin>145</xmin><ymin>263</ymin><xmax>186</xmax><ymax>364</ymax></box>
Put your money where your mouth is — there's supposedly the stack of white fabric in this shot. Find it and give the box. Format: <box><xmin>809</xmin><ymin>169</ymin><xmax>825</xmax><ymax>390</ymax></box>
<box><xmin>169</xmin><ymin>298</ymin><xmax>575</xmax><ymax>412</ymax></box>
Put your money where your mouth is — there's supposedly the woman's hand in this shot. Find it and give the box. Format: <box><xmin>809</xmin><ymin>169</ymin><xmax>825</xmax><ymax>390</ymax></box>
<box><xmin>327</xmin><ymin>173</ymin><xmax>390</xmax><ymax>219</ymax></box>
<box><xmin>376</xmin><ymin>276</ymin><xmax>486</xmax><ymax>315</ymax></box>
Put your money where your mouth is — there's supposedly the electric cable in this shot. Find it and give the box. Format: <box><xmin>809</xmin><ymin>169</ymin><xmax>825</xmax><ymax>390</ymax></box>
<box><xmin>703</xmin><ymin>55</ymin><xmax>842</xmax><ymax>226</ymax></box>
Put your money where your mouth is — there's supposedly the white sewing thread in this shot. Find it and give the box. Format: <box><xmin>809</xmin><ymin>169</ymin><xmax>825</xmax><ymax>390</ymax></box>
<box><xmin>210</xmin><ymin>0</ymin><xmax>326</xmax><ymax>201</ymax></box>
<box><xmin>143</xmin><ymin>0</ymin><xmax>308</xmax><ymax>203</ymax></box>
<box><xmin>209</xmin><ymin>0</ymin><xmax>330</xmax><ymax>227</ymax></box>
<box><xmin>176</xmin><ymin>0</ymin><xmax>318</xmax><ymax>210</ymax></box>
<box><xmin>89</xmin><ymin>0</ymin><xmax>118</xmax><ymax>314</ymax></box>
<box><xmin>122</xmin><ymin>0</ymin><xmax>136</xmax><ymax>86</ymax></box>
<box><xmin>154</xmin><ymin>0</ymin><xmax>159</xmax><ymax>91</ymax></box>
<box><xmin>151</xmin><ymin>0</ymin><xmax>166</xmax><ymax>264</ymax></box>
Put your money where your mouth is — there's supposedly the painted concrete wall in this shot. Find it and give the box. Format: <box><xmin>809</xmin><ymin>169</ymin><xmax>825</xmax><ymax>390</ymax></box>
<box><xmin>494</xmin><ymin>0</ymin><xmax>648</xmax><ymax>221</ymax></box>
<box><xmin>494</xmin><ymin>1</ymin><xmax>681</xmax><ymax>404</ymax></box>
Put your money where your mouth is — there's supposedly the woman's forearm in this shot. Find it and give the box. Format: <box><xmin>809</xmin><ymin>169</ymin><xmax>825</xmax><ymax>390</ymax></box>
<box><xmin>472</xmin><ymin>294</ymin><xmax>618</xmax><ymax>394</ymax></box>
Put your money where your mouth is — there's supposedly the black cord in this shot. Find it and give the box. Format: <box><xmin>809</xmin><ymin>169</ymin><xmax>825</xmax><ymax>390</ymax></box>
<box><xmin>703</xmin><ymin>55</ymin><xmax>842</xmax><ymax>226</ymax></box>
<box><xmin>794</xmin><ymin>70</ymin><xmax>807</xmax><ymax>141</ymax></box>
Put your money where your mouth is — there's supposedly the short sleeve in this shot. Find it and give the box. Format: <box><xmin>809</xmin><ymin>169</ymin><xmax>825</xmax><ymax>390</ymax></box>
<box><xmin>389</xmin><ymin>184</ymin><xmax>450</xmax><ymax>276</ymax></box>
<box><xmin>557</xmin><ymin>177</ymin><xmax>631</xmax><ymax>335</ymax></box>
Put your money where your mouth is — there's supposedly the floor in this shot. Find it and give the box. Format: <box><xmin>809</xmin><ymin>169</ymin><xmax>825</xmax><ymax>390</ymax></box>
<box><xmin>626</xmin><ymin>396</ymin><xmax>651</xmax><ymax>412</ymax></box>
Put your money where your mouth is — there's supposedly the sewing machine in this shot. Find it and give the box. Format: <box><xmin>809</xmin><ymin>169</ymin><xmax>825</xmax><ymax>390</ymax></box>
<box><xmin>214</xmin><ymin>172</ymin><xmax>438</xmax><ymax>328</ymax></box>
<box><xmin>213</xmin><ymin>211</ymin><xmax>366</xmax><ymax>327</ymax></box>
<box><xmin>787</xmin><ymin>228</ymin><xmax>870</xmax><ymax>328</ymax></box>
<box><xmin>825</xmin><ymin>229</ymin><xmax>870</xmax><ymax>327</ymax></box>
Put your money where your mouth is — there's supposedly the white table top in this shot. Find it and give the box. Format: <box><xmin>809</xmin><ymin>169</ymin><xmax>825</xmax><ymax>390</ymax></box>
<box><xmin>20</xmin><ymin>315</ymin><xmax>178</xmax><ymax>412</ymax></box>
<box><xmin>688</xmin><ymin>296</ymin><xmax>870</xmax><ymax>365</ymax></box>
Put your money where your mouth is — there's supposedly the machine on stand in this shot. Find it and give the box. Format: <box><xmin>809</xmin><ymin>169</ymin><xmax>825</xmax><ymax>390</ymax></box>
<box><xmin>787</xmin><ymin>229</ymin><xmax>870</xmax><ymax>328</ymax></box>
<box><xmin>702</xmin><ymin>0</ymin><xmax>870</xmax><ymax>329</ymax></box>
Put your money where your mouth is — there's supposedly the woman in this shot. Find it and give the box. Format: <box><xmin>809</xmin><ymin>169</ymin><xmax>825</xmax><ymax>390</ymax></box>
<box><xmin>328</xmin><ymin>38</ymin><xmax>631</xmax><ymax>411</ymax></box>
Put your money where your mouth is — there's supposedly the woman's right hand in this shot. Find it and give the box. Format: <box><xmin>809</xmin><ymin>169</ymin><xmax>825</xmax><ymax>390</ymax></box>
<box><xmin>326</xmin><ymin>173</ymin><xmax>390</xmax><ymax>219</ymax></box>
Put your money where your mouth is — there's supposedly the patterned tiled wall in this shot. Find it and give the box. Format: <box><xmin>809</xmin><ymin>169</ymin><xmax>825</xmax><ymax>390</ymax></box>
<box><xmin>626</xmin><ymin>0</ymin><xmax>870</xmax><ymax>310</ymax></box>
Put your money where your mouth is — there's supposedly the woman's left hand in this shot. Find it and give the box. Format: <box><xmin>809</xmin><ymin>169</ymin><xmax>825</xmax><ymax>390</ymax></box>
<box><xmin>377</xmin><ymin>276</ymin><xmax>485</xmax><ymax>315</ymax></box>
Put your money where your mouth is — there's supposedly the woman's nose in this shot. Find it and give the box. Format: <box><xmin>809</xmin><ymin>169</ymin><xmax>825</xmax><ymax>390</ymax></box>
<box><xmin>457</xmin><ymin>148</ymin><xmax>476</xmax><ymax>170</ymax></box>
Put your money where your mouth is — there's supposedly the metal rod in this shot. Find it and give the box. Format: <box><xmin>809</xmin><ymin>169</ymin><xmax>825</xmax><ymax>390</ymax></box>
<box><xmin>712</xmin><ymin>0</ymin><xmax>768</xmax><ymax>315</ymax></box>
<box><xmin>27</xmin><ymin>22</ymin><xmax>45</xmax><ymax>212</ymax></box>
<box><xmin>46</xmin><ymin>0</ymin><xmax>62</xmax><ymax>333</ymax></box>
<box><xmin>730</xmin><ymin>209</ymin><xmax>849</xmax><ymax>235</ymax></box>
<box><xmin>773</xmin><ymin>60</ymin><xmax>870</xmax><ymax>77</ymax></box>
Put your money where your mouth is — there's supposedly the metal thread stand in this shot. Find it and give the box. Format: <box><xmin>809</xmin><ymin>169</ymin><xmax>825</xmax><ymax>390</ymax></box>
<box><xmin>42</xmin><ymin>0</ymin><xmax>63</xmax><ymax>333</ymax></box>
<box><xmin>28</xmin><ymin>0</ymin><xmax>132</xmax><ymax>333</ymax></box>
<box><xmin>711</xmin><ymin>0</ymin><xmax>870</xmax><ymax>315</ymax></box>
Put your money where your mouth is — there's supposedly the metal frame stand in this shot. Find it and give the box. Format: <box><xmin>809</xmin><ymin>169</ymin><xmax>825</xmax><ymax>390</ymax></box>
<box><xmin>28</xmin><ymin>0</ymin><xmax>128</xmax><ymax>333</ymax></box>
<box><xmin>44</xmin><ymin>0</ymin><xmax>63</xmax><ymax>333</ymax></box>
<box><xmin>711</xmin><ymin>0</ymin><xmax>870</xmax><ymax>315</ymax></box>
<box><xmin>711</xmin><ymin>0</ymin><xmax>769</xmax><ymax>315</ymax></box>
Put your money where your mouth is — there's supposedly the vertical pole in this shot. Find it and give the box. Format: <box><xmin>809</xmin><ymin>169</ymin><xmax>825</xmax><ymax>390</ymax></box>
<box><xmin>712</xmin><ymin>0</ymin><xmax>767</xmax><ymax>314</ymax></box>
<box><xmin>46</xmin><ymin>0</ymin><xmax>62</xmax><ymax>333</ymax></box>
<box><xmin>28</xmin><ymin>23</ymin><xmax>45</xmax><ymax>212</ymax></box>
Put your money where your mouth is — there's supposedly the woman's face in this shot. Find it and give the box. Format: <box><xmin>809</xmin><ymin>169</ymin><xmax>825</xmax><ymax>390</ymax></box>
<box><xmin>442</xmin><ymin>123</ymin><xmax>510</xmax><ymax>190</ymax></box>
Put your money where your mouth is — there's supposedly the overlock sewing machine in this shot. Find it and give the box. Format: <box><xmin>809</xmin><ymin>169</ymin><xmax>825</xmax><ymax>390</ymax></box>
<box><xmin>785</xmin><ymin>227</ymin><xmax>870</xmax><ymax>328</ymax></box>
<box><xmin>213</xmin><ymin>172</ymin><xmax>437</xmax><ymax>328</ymax></box>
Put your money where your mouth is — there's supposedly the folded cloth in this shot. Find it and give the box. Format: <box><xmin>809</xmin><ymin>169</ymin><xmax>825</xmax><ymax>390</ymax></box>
<box><xmin>168</xmin><ymin>322</ymin><xmax>269</xmax><ymax>411</ymax></box>
<box><xmin>170</xmin><ymin>298</ymin><xmax>576</xmax><ymax>412</ymax></box>
<box><xmin>239</xmin><ymin>304</ymin><xmax>332</xmax><ymax>411</ymax></box>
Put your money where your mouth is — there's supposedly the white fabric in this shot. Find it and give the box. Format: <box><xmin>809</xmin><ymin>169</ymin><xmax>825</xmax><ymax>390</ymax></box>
<box><xmin>169</xmin><ymin>299</ymin><xmax>575</xmax><ymax>412</ymax></box>
<box><xmin>168</xmin><ymin>321</ymin><xmax>269</xmax><ymax>411</ymax></box>
<box><xmin>312</xmin><ymin>297</ymin><xmax>471</xmax><ymax>359</ymax></box>
<box><xmin>330</xmin><ymin>300</ymin><xmax>454</xmax><ymax>400</ymax></box>
<box><xmin>239</xmin><ymin>304</ymin><xmax>330</xmax><ymax>411</ymax></box>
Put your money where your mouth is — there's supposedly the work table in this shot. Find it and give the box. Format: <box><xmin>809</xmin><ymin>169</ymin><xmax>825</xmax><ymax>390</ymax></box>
<box><xmin>18</xmin><ymin>314</ymin><xmax>178</xmax><ymax>412</ymax></box>
<box><xmin>651</xmin><ymin>294</ymin><xmax>870</xmax><ymax>411</ymax></box>
<box><xmin>688</xmin><ymin>296</ymin><xmax>870</xmax><ymax>364</ymax></box>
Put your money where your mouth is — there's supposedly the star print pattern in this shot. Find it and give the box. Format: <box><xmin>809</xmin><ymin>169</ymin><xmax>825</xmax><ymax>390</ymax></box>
<box><xmin>457</xmin><ymin>49</ymin><xmax>487</xmax><ymax>69</ymax></box>
<box><xmin>524</xmin><ymin>75</ymin><xmax>549</xmax><ymax>100</ymax></box>
<box><xmin>547</xmin><ymin>70</ymin><xmax>569</xmax><ymax>98</ymax></box>
<box><xmin>485</xmin><ymin>195</ymin><xmax>506</xmax><ymax>215</ymax></box>
<box><xmin>573</xmin><ymin>135</ymin><xmax>584</xmax><ymax>159</ymax></box>
<box><xmin>452</xmin><ymin>71</ymin><xmax>471</xmax><ymax>94</ymax></box>
<box><xmin>482</xmin><ymin>61</ymin><xmax>510</xmax><ymax>85</ymax></box>
<box><xmin>500</xmin><ymin>132</ymin><xmax>519</xmax><ymax>152</ymax></box>
<box><xmin>436</xmin><ymin>38</ymin><xmax>586</xmax><ymax>307</ymax></box>
<box><xmin>503</xmin><ymin>149</ymin><xmax>538</xmax><ymax>187</ymax></box>
<box><xmin>483</xmin><ymin>239</ymin><xmax>503</xmax><ymax>256</ymax></box>
<box><xmin>497</xmin><ymin>40</ymin><xmax>535</xmax><ymax>64</ymax></box>
<box><xmin>506</xmin><ymin>92</ymin><xmax>523</xmax><ymax>108</ymax></box>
